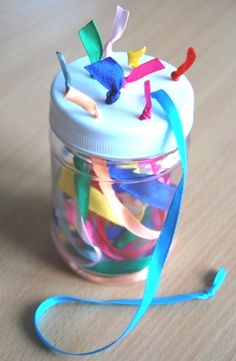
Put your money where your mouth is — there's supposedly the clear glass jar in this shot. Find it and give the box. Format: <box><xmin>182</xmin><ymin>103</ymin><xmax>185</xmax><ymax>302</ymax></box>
<box><xmin>50</xmin><ymin>130</ymin><xmax>186</xmax><ymax>283</ymax></box>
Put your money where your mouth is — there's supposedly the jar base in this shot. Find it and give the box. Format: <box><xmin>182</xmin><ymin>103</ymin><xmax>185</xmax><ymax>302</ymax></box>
<box><xmin>52</xmin><ymin>233</ymin><xmax>148</xmax><ymax>284</ymax></box>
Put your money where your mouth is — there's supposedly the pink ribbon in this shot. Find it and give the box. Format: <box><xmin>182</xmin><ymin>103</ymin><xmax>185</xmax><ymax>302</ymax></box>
<box><xmin>139</xmin><ymin>80</ymin><xmax>152</xmax><ymax>120</ymax></box>
<box><xmin>123</xmin><ymin>57</ymin><xmax>165</xmax><ymax>87</ymax></box>
<box><xmin>103</xmin><ymin>5</ymin><xmax>129</xmax><ymax>58</ymax></box>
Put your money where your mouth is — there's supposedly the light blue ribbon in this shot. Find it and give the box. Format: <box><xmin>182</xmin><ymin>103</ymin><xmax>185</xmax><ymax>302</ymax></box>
<box><xmin>34</xmin><ymin>89</ymin><xmax>226</xmax><ymax>356</ymax></box>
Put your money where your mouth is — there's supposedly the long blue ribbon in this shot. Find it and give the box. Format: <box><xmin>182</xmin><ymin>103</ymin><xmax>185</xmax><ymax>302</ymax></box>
<box><xmin>34</xmin><ymin>89</ymin><xmax>226</xmax><ymax>356</ymax></box>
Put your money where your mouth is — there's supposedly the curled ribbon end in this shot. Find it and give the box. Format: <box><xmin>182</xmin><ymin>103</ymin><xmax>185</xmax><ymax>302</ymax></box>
<box><xmin>106</xmin><ymin>90</ymin><xmax>121</xmax><ymax>104</ymax></box>
<box><xmin>171</xmin><ymin>47</ymin><xmax>197</xmax><ymax>81</ymax></box>
<box><xmin>199</xmin><ymin>268</ymin><xmax>227</xmax><ymax>300</ymax></box>
<box><xmin>94</xmin><ymin>109</ymin><xmax>102</xmax><ymax>120</ymax></box>
<box><xmin>171</xmin><ymin>71</ymin><xmax>179</xmax><ymax>81</ymax></box>
<box><xmin>212</xmin><ymin>268</ymin><xmax>227</xmax><ymax>292</ymax></box>
<box><xmin>139</xmin><ymin>108</ymin><xmax>152</xmax><ymax>120</ymax></box>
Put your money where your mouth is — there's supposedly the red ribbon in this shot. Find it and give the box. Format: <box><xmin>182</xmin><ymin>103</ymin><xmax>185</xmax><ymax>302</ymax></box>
<box><xmin>171</xmin><ymin>47</ymin><xmax>196</xmax><ymax>81</ymax></box>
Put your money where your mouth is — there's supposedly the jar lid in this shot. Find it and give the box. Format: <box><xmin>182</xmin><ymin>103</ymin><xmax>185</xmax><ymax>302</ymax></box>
<box><xmin>50</xmin><ymin>52</ymin><xmax>194</xmax><ymax>160</ymax></box>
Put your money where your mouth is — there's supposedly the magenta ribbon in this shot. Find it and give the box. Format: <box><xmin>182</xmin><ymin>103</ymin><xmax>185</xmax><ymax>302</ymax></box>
<box><xmin>123</xmin><ymin>58</ymin><xmax>165</xmax><ymax>87</ymax></box>
<box><xmin>139</xmin><ymin>80</ymin><xmax>152</xmax><ymax>120</ymax></box>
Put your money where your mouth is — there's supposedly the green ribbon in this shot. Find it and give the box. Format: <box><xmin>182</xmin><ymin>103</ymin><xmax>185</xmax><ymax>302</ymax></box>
<box><xmin>74</xmin><ymin>157</ymin><xmax>90</xmax><ymax>222</ymax></box>
<box><xmin>89</xmin><ymin>255</ymin><xmax>151</xmax><ymax>275</ymax></box>
<box><xmin>78</xmin><ymin>20</ymin><xmax>103</xmax><ymax>64</ymax></box>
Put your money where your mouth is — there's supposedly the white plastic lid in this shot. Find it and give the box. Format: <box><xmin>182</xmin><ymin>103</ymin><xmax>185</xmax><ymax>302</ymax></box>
<box><xmin>50</xmin><ymin>52</ymin><xmax>194</xmax><ymax>160</ymax></box>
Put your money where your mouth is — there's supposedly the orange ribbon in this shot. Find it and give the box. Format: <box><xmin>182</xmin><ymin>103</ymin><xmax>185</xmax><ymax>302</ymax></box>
<box><xmin>65</xmin><ymin>86</ymin><xmax>101</xmax><ymax>119</ymax></box>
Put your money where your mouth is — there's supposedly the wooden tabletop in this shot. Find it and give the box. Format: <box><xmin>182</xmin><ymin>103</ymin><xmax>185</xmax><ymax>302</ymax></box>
<box><xmin>1</xmin><ymin>1</ymin><xmax>236</xmax><ymax>360</ymax></box>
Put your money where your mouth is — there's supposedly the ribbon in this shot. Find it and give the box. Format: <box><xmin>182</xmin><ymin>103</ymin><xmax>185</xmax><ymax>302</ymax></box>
<box><xmin>56</xmin><ymin>51</ymin><xmax>71</xmax><ymax>92</ymax></box>
<box><xmin>85</xmin><ymin>57</ymin><xmax>124</xmax><ymax>104</ymax></box>
<box><xmin>113</xmin><ymin>180</ymin><xmax>176</xmax><ymax>211</ymax></box>
<box><xmin>103</xmin><ymin>5</ymin><xmax>129</xmax><ymax>58</ymax></box>
<box><xmin>85</xmin><ymin>56</ymin><xmax>164</xmax><ymax>104</ymax></box>
<box><xmin>65</xmin><ymin>86</ymin><xmax>101</xmax><ymax>119</ymax></box>
<box><xmin>58</xmin><ymin>166</ymin><xmax>145</xmax><ymax>226</ymax></box>
<box><xmin>35</xmin><ymin>90</ymin><xmax>226</xmax><ymax>356</ymax></box>
<box><xmin>112</xmin><ymin>181</ymin><xmax>174</xmax><ymax>211</ymax></box>
<box><xmin>127</xmin><ymin>46</ymin><xmax>147</xmax><ymax>68</ymax></box>
<box><xmin>109</xmin><ymin>166</ymin><xmax>175</xmax><ymax>211</ymax></box>
<box><xmin>78</xmin><ymin>20</ymin><xmax>103</xmax><ymax>63</ymax></box>
<box><xmin>34</xmin><ymin>268</ymin><xmax>226</xmax><ymax>356</ymax></box>
<box><xmin>90</xmin><ymin>213</ymin><xmax>155</xmax><ymax>260</ymax></box>
<box><xmin>56</xmin><ymin>51</ymin><xmax>101</xmax><ymax>118</ymax></box>
<box><xmin>88</xmin><ymin>255</ymin><xmax>151</xmax><ymax>275</ymax></box>
<box><xmin>171</xmin><ymin>47</ymin><xmax>196</xmax><ymax>81</ymax></box>
<box><xmin>74</xmin><ymin>157</ymin><xmax>90</xmax><ymax>222</ymax></box>
<box><xmin>123</xmin><ymin>58</ymin><xmax>165</xmax><ymax>87</ymax></box>
<box><xmin>139</xmin><ymin>80</ymin><xmax>152</xmax><ymax>120</ymax></box>
<box><xmin>92</xmin><ymin>158</ymin><xmax>160</xmax><ymax>240</ymax></box>
<box><xmin>53</xmin><ymin>189</ymin><xmax>102</xmax><ymax>267</ymax></box>
<box><xmin>66</xmin><ymin>194</ymin><xmax>145</xmax><ymax>228</ymax></box>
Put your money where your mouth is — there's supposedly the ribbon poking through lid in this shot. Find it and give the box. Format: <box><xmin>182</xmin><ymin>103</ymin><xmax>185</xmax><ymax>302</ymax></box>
<box><xmin>56</xmin><ymin>51</ymin><xmax>101</xmax><ymax>118</ymax></box>
<box><xmin>171</xmin><ymin>47</ymin><xmax>196</xmax><ymax>81</ymax></box>
<box><xmin>123</xmin><ymin>57</ymin><xmax>165</xmax><ymax>87</ymax></box>
<box><xmin>85</xmin><ymin>57</ymin><xmax>124</xmax><ymax>104</ymax></box>
<box><xmin>103</xmin><ymin>5</ymin><xmax>129</xmax><ymax>58</ymax></box>
<box><xmin>56</xmin><ymin>51</ymin><xmax>71</xmax><ymax>92</ymax></box>
<box><xmin>127</xmin><ymin>46</ymin><xmax>147</xmax><ymax>68</ymax></box>
<box><xmin>78</xmin><ymin>20</ymin><xmax>103</xmax><ymax>64</ymax></box>
<box><xmin>139</xmin><ymin>80</ymin><xmax>152</xmax><ymax>120</ymax></box>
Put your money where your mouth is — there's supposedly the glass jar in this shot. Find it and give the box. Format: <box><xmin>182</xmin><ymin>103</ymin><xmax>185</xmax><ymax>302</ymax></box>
<box><xmin>49</xmin><ymin>51</ymin><xmax>194</xmax><ymax>283</ymax></box>
<box><xmin>50</xmin><ymin>130</ymin><xmax>185</xmax><ymax>283</ymax></box>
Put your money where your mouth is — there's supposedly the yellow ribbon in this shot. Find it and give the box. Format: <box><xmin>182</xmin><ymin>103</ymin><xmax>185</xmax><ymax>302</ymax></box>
<box><xmin>127</xmin><ymin>46</ymin><xmax>146</xmax><ymax>68</ymax></box>
<box><xmin>57</xmin><ymin>167</ymin><xmax>145</xmax><ymax>226</ymax></box>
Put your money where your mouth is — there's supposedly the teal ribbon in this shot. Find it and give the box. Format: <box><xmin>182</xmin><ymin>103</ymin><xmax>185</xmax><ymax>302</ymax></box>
<box><xmin>78</xmin><ymin>20</ymin><xmax>103</xmax><ymax>64</ymax></box>
<box><xmin>34</xmin><ymin>90</ymin><xmax>226</xmax><ymax>356</ymax></box>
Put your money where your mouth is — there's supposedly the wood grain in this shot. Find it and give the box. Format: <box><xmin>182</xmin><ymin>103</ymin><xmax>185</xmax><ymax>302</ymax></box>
<box><xmin>0</xmin><ymin>1</ymin><xmax>235</xmax><ymax>360</ymax></box>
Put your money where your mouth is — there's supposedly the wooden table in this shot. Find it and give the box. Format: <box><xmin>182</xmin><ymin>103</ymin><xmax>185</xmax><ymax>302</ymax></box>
<box><xmin>1</xmin><ymin>1</ymin><xmax>235</xmax><ymax>360</ymax></box>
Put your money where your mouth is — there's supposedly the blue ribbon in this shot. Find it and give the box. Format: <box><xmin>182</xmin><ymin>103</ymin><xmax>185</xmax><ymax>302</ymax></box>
<box><xmin>84</xmin><ymin>57</ymin><xmax>124</xmax><ymax>104</ymax></box>
<box><xmin>56</xmin><ymin>51</ymin><xmax>71</xmax><ymax>92</ymax></box>
<box><xmin>34</xmin><ymin>89</ymin><xmax>226</xmax><ymax>356</ymax></box>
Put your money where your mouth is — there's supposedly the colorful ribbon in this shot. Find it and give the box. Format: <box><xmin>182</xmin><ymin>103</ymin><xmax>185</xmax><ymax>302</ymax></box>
<box><xmin>85</xmin><ymin>57</ymin><xmax>124</xmax><ymax>104</ymax></box>
<box><xmin>53</xmin><ymin>189</ymin><xmax>102</xmax><ymax>267</ymax></box>
<box><xmin>171</xmin><ymin>47</ymin><xmax>196</xmax><ymax>81</ymax></box>
<box><xmin>56</xmin><ymin>51</ymin><xmax>71</xmax><ymax>92</ymax></box>
<box><xmin>139</xmin><ymin>80</ymin><xmax>152</xmax><ymax>120</ymax></box>
<box><xmin>103</xmin><ymin>5</ymin><xmax>129</xmax><ymax>58</ymax></box>
<box><xmin>123</xmin><ymin>58</ymin><xmax>165</xmax><ymax>87</ymax></box>
<box><xmin>127</xmin><ymin>46</ymin><xmax>147</xmax><ymax>68</ymax></box>
<box><xmin>78</xmin><ymin>20</ymin><xmax>103</xmax><ymax>63</ymax></box>
<box><xmin>92</xmin><ymin>158</ymin><xmax>160</xmax><ymax>240</ymax></box>
<box><xmin>56</xmin><ymin>51</ymin><xmax>101</xmax><ymax>118</ymax></box>
<box><xmin>35</xmin><ymin>90</ymin><xmax>226</xmax><ymax>356</ymax></box>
